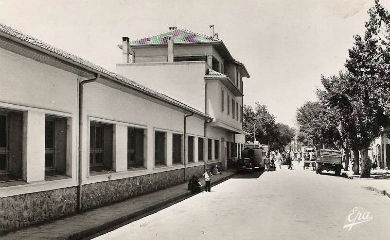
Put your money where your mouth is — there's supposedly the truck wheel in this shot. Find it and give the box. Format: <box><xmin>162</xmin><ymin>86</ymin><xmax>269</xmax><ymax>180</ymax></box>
<box><xmin>335</xmin><ymin>167</ymin><xmax>341</xmax><ymax>176</ymax></box>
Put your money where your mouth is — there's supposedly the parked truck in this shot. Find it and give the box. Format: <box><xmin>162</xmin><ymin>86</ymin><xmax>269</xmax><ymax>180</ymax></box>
<box><xmin>316</xmin><ymin>149</ymin><xmax>343</xmax><ymax>176</ymax></box>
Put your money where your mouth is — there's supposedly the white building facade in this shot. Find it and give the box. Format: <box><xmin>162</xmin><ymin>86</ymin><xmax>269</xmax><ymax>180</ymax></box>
<box><xmin>117</xmin><ymin>28</ymin><xmax>249</xmax><ymax>169</ymax></box>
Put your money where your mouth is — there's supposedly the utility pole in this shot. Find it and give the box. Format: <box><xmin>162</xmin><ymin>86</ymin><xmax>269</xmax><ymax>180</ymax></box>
<box><xmin>253</xmin><ymin>123</ymin><xmax>256</xmax><ymax>142</ymax></box>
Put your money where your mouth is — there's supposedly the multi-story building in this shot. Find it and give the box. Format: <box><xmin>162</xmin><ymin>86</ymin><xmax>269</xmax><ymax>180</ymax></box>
<box><xmin>117</xmin><ymin>27</ymin><xmax>250</xmax><ymax>169</ymax></box>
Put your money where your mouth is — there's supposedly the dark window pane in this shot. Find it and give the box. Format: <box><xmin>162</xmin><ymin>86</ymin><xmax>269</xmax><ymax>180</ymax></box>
<box><xmin>188</xmin><ymin>136</ymin><xmax>194</xmax><ymax>162</ymax></box>
<box><xmin>198</xmin><ymin>138</ymin><xmax>204</xmax><ymax>161</ymax></box>
<box><xmin>128</xmin><ymin>127</ymin><xmax>144</xmax><ymax>168</ymax></box>
<box><xmin>96</xmin><ymin>125</ymin><xmax>104</xmax><ymax>148</ymax></box>
<box><xmin>95</xmin><ymin>153</ymin><xmax>103</xmax><ymax>163</ymax></box>
<box><xmin>172</xmin><ymin>134</ymin><xmax>182</xmax><ymax>164</ymax></box>
<box><xmin>90</xmin><ymin>125</ymin><xmax>95</xmax><ymax>148</ymax></box>
<box><xmin>45</xmin><ymin>119</ymin><xmax>55</xmax><ymax>148</ymax></box>
<box><xmin>0</xmin><ymin>115</ymin><xmax>6</xmax><ymax>148</ymax></box>
<box><xmin>215</xmin><ymin>140</ymin><xmax>219</xmax><ymax>159</ymax></box>
<box><xmin>45</xmin><ymin>153</ymin><xmax>54</xmax><ymax>168</ymax></box>
<box><xmin>0</xmin><ymin>154</ymin><xmax>6</xmax><ymax>170</ymax></box>
<box><xmin>208</xmin><ymin>139</ymin><xmax>212</xmax><ymax>160</ymax></box>
<box><xmin>155</xmin><ymin>131</ymin><xmax>166</xmax><ymax>165</ymax></box>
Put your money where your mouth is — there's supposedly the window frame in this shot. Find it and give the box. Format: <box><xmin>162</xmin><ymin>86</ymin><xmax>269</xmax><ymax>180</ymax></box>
<box><xmin>0</xmin><ymin>112</ymin><xmax>9</xmax><ymax>174</ymax></box>
<box><xmin>188</xmin><ymin>135</ymin><xmax>194</xmax><ymax>163</ymax></box>
<box><xmin>154</xmin><ymin>130</ymin><xmax>167</xmax><ymax>167</ymax></box>
<box><xmin>45</xmin><ymin>116</ymin><xmax>56</xmax><ymax>172</ymax></box>
<box><xmin>172</xmin><ymin>133</ymin><xmax>183</xmax><ymax>165</ymax></box>
<box><xmin>232</xmin><ymin>99</ymin><xmax>235</xmax><ymax>119</ymax></box>
<box><xmin>221</xmin><ymin>89</ymin><xmax>225</xmax><ymax>112</ymax></box>
<box><xmin>0</xmin><ymin>108</ymin><xmax>24</xmax><ymax>182</ymax></box>
<box><xmin>208</xmin><ymin>139</ymin><xmax>212</xmax><ymax>160</ymax></box>
<box><xmin>89</xmin><ymin>121</ymin><xmax>105</xmax><ymax>169</ymax></box>
<box><xmin>236</xmin><ymin>102</ymin><xmax>239</xmax><ymax>121</ymax></box>
<box><xmin>214</xmin><ymin>139</ymin><xmax>219</xmax><ymax>160</ymax></box>
<box><xmin>227</xmin><ymin>95</ymin><xmax>230</xmax><ymax>115</ymax></box>
<box><xmin>127</xmin><ymin>126</ymin><xmax>146</xmax><ymax>169</ymax></box>
<box><xmin>198</xmin><ymin>137</ymin><xmax>204</xmax><ymax>161</ymax></box>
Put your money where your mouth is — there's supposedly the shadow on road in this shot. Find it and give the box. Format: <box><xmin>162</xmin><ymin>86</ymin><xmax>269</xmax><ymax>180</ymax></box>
<box><xmin>232</xmin><ymin>170</ymin><xmax>265</xmax><ymax>179</ymax></box>
<box><xmin>318</xmin><ymin>172</ymin><xmax>344</xmax><ymax>178</ymax></box>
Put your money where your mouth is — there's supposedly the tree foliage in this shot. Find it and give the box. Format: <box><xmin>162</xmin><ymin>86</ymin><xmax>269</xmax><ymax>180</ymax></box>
<box><xmin>296</xmin><ymin>101</ymin><xmax>341</xmax><ymax>149</ymax></box>
<box><xmin>243</xmin><ymin>102</ymin><xmax>294</xmax><ymax>151</ymax></box>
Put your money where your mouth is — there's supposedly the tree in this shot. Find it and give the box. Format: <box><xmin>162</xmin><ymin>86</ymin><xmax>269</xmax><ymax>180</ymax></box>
<box><xmin>243</xmin><ymin>102</ymin><xmax>276</xmax><ymax>144</ymax></box>
<box><xmin>270</xmin><ymin>123</ymin><xmax>295</xmax><ymax>151</ymax></box>
<box><xmin>296</xmin><ymin>101</ymin><xmax>341</xmax><ymax>150</ymax></box>
<box><xmin>243</xmin><ymin>102</ymin><xmax>294</xmax><ymax>151</ymax></box>
<box><xmin>320</xmin><ymin>73</ymin><xmax>359</xmax><ymax>171</ymax></box>
<box><xmin>343</xmin><ymin>0</ymin><xmax>390</xmax><ymax>177</ymax></box>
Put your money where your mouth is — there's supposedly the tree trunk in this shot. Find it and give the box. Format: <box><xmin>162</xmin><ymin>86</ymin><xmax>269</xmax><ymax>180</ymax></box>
<box><xmin>344</xmin><ymin>147</ymin><xmax>350</xmax><ymax>171</ymax></box>
<box><xmin>360</xmin><ymin>148</ymin><xmax>371</xmax><ymax>178</ymax></box>
<box><xmin>352</xmin><ymin>149</ymin><xmax>360</xmax><ymax>175</ymax></box>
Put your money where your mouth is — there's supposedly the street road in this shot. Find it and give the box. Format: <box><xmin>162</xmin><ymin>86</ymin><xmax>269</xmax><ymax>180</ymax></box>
<box><xmin>94</xmin><ymin>163</ymin><xmax>390</xmax><ymax>240</ymax></box>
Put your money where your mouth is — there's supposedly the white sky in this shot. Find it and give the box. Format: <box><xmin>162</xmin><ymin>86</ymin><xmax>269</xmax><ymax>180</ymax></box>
<box><xmin>1</xmin><ymin>0</ymin><xmax>389</xmax><ymax>127</ymax></box>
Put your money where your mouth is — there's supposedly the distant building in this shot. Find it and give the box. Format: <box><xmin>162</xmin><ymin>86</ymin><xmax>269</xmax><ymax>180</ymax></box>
<box><xmin>369</xmin><ymin>128</ymin><xmax>390</xmax><ymax>169</ymax></box>
<box><xmin>117</xmin><ymin>27</ymin><xmax>250</xmax><ymax>168</ymax></box>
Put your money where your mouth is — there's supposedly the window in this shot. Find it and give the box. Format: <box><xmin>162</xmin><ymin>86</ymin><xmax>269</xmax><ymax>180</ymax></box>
<box><xmin>221</xmin><ymin>89</ymin><xmax>225</xmax><ymax>112</ymax></box>
<box><xmin>236</xmin><ymin>102</ymin><xmax>239</xmax><ymax>121</ymax></box>
<box><xmin>227</xmin><ymin>95</ymin><xmax>230</xmax><ymax>115</ymax></box>
<box><xmin>232</xmin><ymin>99</ymin><xmax>235</xmax><ymax>119</ymax></box>
<box><xmin>214</xmin><ymin>140</ymin><xmax>219</xmax><ymax>159</ymax></box>
<box><xmin>227</xmin><ymin>142</ymin><xmax>231</xmax><ymax>159</ymax></box>
<box><xmin>188</xmin><ymin>136</ymin><xmax>194</xmax><ymax>163</ymax></box>
<box><xmin>0</xmin><ymin>109</ymin><xmax>23</xmax><ymax>182</ymax></box>
<box><xmin>212</xmin><ymin>56</ymin><xmax>219</xmax><ymax>72</ymax></box>
<box><xmin>172</xmin><ymin>133</ymin><xmax>182</xmax><ymax>164</ymax></box>
<box><xmin>128</xmin><ymin>127</ymin><xmax>145</xmax><ymax>169</ymax></box>
<box><xmin>45</xmin><ymin>115</ymin><xmax>67</xmax><ymax>177</ymax></box>
<box><xmin>174</xmin><ymin>56</ymin><xmax>207</xmax><ymax>62</ymax></box>
<box><xmin>232</xmin><ymin>142</ymin><xmax>237</xmax><ymax>158</ymax></box>
<box><xmin>241</xmin><ymin>105</ymin><xmax>243</xmax><ymax>123</ymax></box>
<box><xmin>208</xmin><ymin>139</ymin><xmax>212</xmax><ymax>160</ymax></box>
<box><xmin>198</xmin><ymin>138</ymin><xmax>204</xmax><ymax>161</ymax></box>
<box><xmin>90</xmin><ymin>121</ymin><xmax>113</xmax><ymax>172</ymax></box>
<box><xmin>155</xmin><ymin>131</ymin><xmax>166</xmax><ymax>166</ymax></box>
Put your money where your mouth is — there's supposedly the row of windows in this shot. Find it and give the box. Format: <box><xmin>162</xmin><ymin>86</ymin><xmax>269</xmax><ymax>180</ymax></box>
<box><xmin>221</xmin><ymin>89</ymin><xmax>242</xmax><ymax>123</ymax></box>
<box><xmin>0</xmin><ymin>107</ymin><xmax>223</xmax><ymax>183</ymax></box>
<box><xmin>0</xmin><ymin>109</ymin><xmax>68</xmax><ymax>182</ymax></box>
<box><xmin>89</xmin><ymin>122</ymin><xmax>221</xmax><ymax>172</ymax></box>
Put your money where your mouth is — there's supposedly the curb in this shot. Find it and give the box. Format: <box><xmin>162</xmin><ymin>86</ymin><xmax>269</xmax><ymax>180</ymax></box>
<box><xmin>71</xmin><ymin>172</ymin><xmax>235</xmax><ymax>240</ymax></box>
<box><xmin>363</xmin><ymin>186</ymin><xmax>390</xmax><ymax>199</ymax></box>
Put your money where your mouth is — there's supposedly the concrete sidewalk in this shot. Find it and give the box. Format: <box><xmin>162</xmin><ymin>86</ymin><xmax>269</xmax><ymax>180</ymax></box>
<box><xmin>342</xmin><ymin>169</ymin><xmax>390</xmax><ymax>198</ymax></box>
<box><xmin>2</xmin><ymin>170</ymin><xmax>236</xmax><ymax>240</ymax></box>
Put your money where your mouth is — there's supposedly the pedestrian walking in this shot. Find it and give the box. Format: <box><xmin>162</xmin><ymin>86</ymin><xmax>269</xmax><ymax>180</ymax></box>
<box><xmin>276</xmin><ymin>151</ymin><xmax>282</xmax><ymax>169</ymax></box>
<box><xmin>203</xmin><ymin>170</ymin><xmax>211</xmax><ymax>192</ymax></box>
<box><xmin>287</xmin><ymin>153</ymin><xmax>293</xmax><ymax>170</ymax></box>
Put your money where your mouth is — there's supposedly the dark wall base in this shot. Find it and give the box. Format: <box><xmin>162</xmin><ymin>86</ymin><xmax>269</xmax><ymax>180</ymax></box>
<box><xmin>0</xmin><ymin>164</ymin><xmax>207</xmax><ymax>232</ymax></box>
<box><xmin>0</xmin><ymin>187</ymin><xmax>77</xmax><ymax>232</ymax></box>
